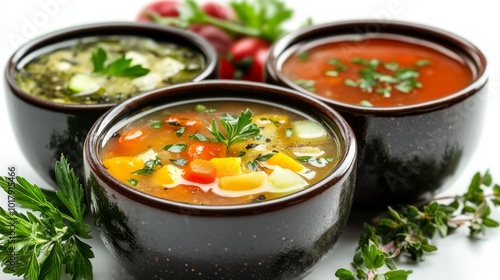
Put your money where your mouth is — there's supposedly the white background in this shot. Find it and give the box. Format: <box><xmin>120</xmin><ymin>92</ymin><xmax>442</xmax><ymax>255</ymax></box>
<box><xmin>1</xmin><ymin>0</ymin><xmax>499</xmax><ymax>279</ymax></box>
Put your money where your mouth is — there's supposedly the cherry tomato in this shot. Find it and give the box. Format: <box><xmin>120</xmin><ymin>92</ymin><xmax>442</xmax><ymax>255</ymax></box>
<box><xmin>188</xmin><ymin>24</ymin><xmax>233</xmax><ymax>53</ymax></box>
<box><xmin>201</xmin><ymin>1</ymin><xmax>237</xmax><ymax>21</ymax></box>
<box><xmin>136</xmin><ymin>0</ymin><xmax>182</xmax><ymax>22</ymax></box>
<box><xmin>219</xmin><ymin>37</ymin><xmax>270</xmax><ymax>82</ymax></box>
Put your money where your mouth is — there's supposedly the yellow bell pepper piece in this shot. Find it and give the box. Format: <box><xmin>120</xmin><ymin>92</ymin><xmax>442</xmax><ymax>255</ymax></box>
<box><xmin>210</xmin><ymin>157</ymin><xmax>242</xmax><ymax>177</ymax></box>
<box><xmin>219</xmin><ymin>172</ymin><xmax>267</xmax><ymax>191</ymax></box>
<box><xmin>265</xmin><ymin>152</ymin><xmax>304</xmax><ymax>172</ymax></box>
<box><xmin>102</xmin><ymin>157</ymin><xmax>143</xmax><ymax>184</ymax></box>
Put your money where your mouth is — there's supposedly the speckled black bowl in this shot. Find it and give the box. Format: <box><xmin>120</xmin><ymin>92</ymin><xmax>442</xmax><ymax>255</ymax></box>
<box><xmin>83</xmin><ymin>80</ymin><xmax>357</xmax><ymax>280</ymax></box>
<box><xmin>265</xmin><ymin>20</ymin><xmax>488</xmax><ymax>209</ymax></box>
<box><xmin>4</xmin><ymin>22</ymin><xmax>217</xmax><ymax>186</ymax></box>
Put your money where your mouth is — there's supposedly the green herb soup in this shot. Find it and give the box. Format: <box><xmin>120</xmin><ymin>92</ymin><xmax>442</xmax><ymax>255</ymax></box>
<box><xmin>15</xmin><ymin>36</ymin><xmax>205</xmax><ymax>105</ymax></box>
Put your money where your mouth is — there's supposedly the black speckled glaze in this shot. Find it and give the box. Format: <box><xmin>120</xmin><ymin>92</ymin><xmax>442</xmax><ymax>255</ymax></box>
<box><xmin>4</xmin><ymin>22</ymin><xmax>217</xmax><ymax>186</ymax></box>
<box><xmin>83</xmin><ymin>81</ymin><xmax>357</xmax><ymax>279</ymax></box>
<box><xmin>265</xmin><ymin>20</ymin><xmax>488</xmax><ymax>209</ymax></box>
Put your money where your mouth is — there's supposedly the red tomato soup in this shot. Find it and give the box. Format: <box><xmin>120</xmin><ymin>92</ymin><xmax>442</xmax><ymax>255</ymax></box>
<box><xmin>101</xmin><ymin>101</ymin><xmax>341</xmax><ymax>205</ymax></box>
<box><xmin>280</xmin><ymin>37</ymin><xmax>474</xmax><ymax>107</ymax></box>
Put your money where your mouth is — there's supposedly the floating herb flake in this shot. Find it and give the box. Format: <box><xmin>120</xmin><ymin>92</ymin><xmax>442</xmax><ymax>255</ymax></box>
<box><xmin>295</xmin><ymin>79</ymin><xmax>316</xmax><ymax>92</ymax></box>
<box><xmin>126</xmin><ymin>178</ymin><xmax>138</xmax><ymax>186</ymax></box>
<box><xmin>163</xmin><ymin>144</ymin><xmax>187</xmax><ymax>153</ymax></box>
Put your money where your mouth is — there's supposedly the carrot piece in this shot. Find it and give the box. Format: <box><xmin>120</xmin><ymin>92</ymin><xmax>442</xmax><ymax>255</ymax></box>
<box><xmin>102</xmin><ymin>157</ymin><xmax>143</xmax><ymax>184</ymax></box>
<box><xmin>218</xmin><ymin>172</ymin><xmax>267</xmax><ymax>191</ymax></box>
<box><xmin>265</xmin><ymin>152</ymin><xmax>304</xmax><ymax>172</ymax></box>
<box><xmin>112</xmin><ymin>127</ymin><xmax>151</xmax><ymax>156</ymax></box>
<box><xmin>183</xmin><ymin>159</ymin><xmax>218</xmax><ymax>184</ymax></box>
<box><xmin>163</xmin><ymin>113</ymin><xmax>204</xmax><ymax>132</ymax></box>
<box><xmin>188</xmin><ymin>142</ymin><xmax>227</xmax><ymax>161</ymax></box>
<box><xmin>210</xmin><ymin>157</ymin><xmax>242</xmax><ymax>177</ymax></box>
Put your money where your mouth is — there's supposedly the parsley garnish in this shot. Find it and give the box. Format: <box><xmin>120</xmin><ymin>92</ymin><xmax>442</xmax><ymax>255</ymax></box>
<box><xmin>131</xmin><ymin>157</ymin><xmax>162</xmax><ymax>175</ymax></box>
<box><xmin>91</xmin><ymin>47</ymin><xmax>150</xmax><ymax>78</ymax></box>
<box><xmin>294</xmin><ymin>79</ymin><xmax>316</xmax><ymax>92</ymax></box>
<box><xmin>208</xmin><ymin>109</ymin><xmax>260</xmax><ymax>150</ymax></box>
<box><xmin>342</xmin><ymin>57</ymin><xmax>428</xmax><ymax>96</ymax></box>
<box><xmin>163</xmin><ymin>144</ymin><xmax>187</xmax><ymax>153</ymax></box>
<box><xmin>170</xmin><ymin>158</ymin><xmax>188</xmax><ymax>166</ymax></box>
<box><xmin>0</xmin><ymin>155</ymin><xmax>94</xmax><ymax>280</ymax></box>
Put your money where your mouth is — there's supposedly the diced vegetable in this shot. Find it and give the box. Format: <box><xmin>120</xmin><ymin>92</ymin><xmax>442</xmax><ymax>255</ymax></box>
<box><xmin>102</xmin><ymin>157</ymin><xmax>143</xmax><ymax>183</ymax></box>
<box><xmin>183</xmin><ymin>159</ymin><xmax>218</xmax><ymax>184</ymax></box>
<box><xmin>188</xmin><ymin>142</ymin><xmax>227</xmax><ymax>161</ymax></box>
<box><xmin>210</xmin><ymin>157</ymin><xmax>242</xmax><ymax>177</ymax></box>
<box><xmin>218</xmin><ymin>171</ymin><xmax>267</xmax><ymax>191</ymax></box>
<box><xmin>265</xmin><ymin>152</ymin><xmax>304</xmax><ymax>172</ymax></box>
<box><xmin>153</xmin><ymin>165</ymin><xmax>175</xmax><ymax>185</ymax></box>
<box><xmin>67</xmin><ymin>73</ymin><xmax>100</xmax><ymax>95</ymax></box>
<box><xmin>268</xmin><ymin>167</ymin><xmax>308</xmax><ymax>190</ymax></box>
<box><xmin>292</xmin><ymin>120</ymin><xmax>327</xmax><ymax>139</ymax></box>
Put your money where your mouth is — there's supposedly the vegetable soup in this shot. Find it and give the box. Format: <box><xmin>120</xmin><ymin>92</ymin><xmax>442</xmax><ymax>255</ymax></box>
<box><xmin>281</xmin><ymin>37</ymin><xmax>474</xmax><ymax>107</ymax></box>
<box><xmin>101</xmin><ymin>101</ymin><xmax>341</xmax><ymax>205</ymax></box>
<box><xmin>15</xmin><ymin>36</ymin><xmax>205</xmax><ymax>105</ymax></box>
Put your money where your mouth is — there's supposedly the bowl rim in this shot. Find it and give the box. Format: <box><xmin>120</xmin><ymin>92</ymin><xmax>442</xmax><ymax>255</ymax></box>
<box><xmin>266</xmin><ymin>19</ymin><xmax>489</xmax><ymax>115</ymax></box>
<box><xmin>4</xmin><ymin>21</ymin><xmax>218</xmax><ymax>113</ymax></box>
<box><xmin>84</xmin><ymin>80</ymin><xmax>357</xmax><ymax>216</ymax></box>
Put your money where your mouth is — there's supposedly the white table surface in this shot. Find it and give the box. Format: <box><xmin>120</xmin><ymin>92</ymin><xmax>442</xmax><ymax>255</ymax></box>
<box><xmin>1</xmin><ymin>0</ymin><xmax>499</xmax><ymax>279</ymax></box>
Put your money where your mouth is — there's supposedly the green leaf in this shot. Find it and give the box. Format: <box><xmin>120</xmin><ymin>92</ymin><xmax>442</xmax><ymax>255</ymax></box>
<box><xmin>335</xmin><ymin>268</ymin><xmax>355</xmax><ymax>280</ymax></box>
<box><xmin>163</xmin><ymin>144</ymin><xmax>187</xmax><ymax>153</ymax></box>
<box><xmin>352</xmin><ymin>249</ymin><xmax>364</xmax><ymax>266</ymax></box>
<box><xmin>362</xmin><ymin>244</ymin><xmax>385</xmax><ymax>270</ymax></box>
<box><xmin>38</xmin><ymin>242</ymin><xmax>63</xmax><ymax>280</ymax></box>
<box><xmin>92</xmin><ymin>48</ymin><xmax>150</xmax><ymax>78</ymax></box>
<box><xmin>384</xmin><ymin>269</ymin><xmax>413</xmax><ymax>280</ymax></box>
<box><xmin>27</xmin><ymin>252</ymin><xmax>40</xmax><ymax>280</ymax></box>
<box><xmin>55</xmin><ymin>155</ymin><xmax>86</xmax><ymax>222</ymax></box>
<box><xmin>482</xmin><ymin>218</ymin><xmax>500</xmax><ymax>228</ymax></box>
<box><xmin>63</xmin><ymin>237</ymin><xmax>94</xmax><ymax>280</ymax></box>
<box><xmin>91</xmin><ymin>47</ymin><xmax>107</xmax><ymax>72</ymax></box>
<box><xmin>493</xmin><ymin>184</ymin><xmax>500</xmax><ymax>197</ymax></box>
<box><xmin>208</xmin><ymin>109</ymin><xmax>260</xmax><ymax>150</ymax></box>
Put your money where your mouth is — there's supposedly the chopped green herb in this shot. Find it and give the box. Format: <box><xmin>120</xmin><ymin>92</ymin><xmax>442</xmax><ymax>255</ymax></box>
<box><xmin>294</xmin><ymin>79</ymin><xmax>316</xmax><ymax>92</ymax></box>
<box><xmin>91</xmin><ymin>47</ymin><xmax>150</xmax><ymax>78</ymax></box>
<box><xmin>127</xmin><ymin>178</ymin><xmax>138</xmax><ymax>186</ymax></box>
<box><xmin>163</xmin><ymin>144</ymin><xmax>187</xmax><ymax>153</ymax></box>
<box><xmin>175</xmin><ymin>126</ymin><xmax>186</xmax><ymax>137</ymax></box>
<box><xmin>416</xmin><ymin>59</ymin><xmax>431</xmax><ymax>67</ymax></box>
<box><xmin>359</xmin><ymin>100</ymin><xmax>373</xmax><ymax>107</ymax></box>
<box><xmin>324</xmin><ymin>70</ymin><xmax>339</xmax><ymax>77</ymax></box>
<box><xmin>170</xmin><ymin>158</ymin><xmax>188</xmax><ymax>166</ymax></box>
<box><xmin>253</xmin><ymin>135</ymin><xmax>264</xmax><ymax>140</ymax></box>
<box><xmin>260</xmin><ymin>117</ymin><xmax>281</xmax><ymax>127</ymax></box>
<box><xmin>325</xmin><ymin>156</ymin><xmax>335</xmax><ymax>162</ymax></box>
<box><xmin>285</xmin><ymin>128</ymin><xmax>293</xmax><ymax>137</ymax></box>
<box><xmin>132</xmin><ymin>157</ymin><xmax>162</xmax><ymax>175</ymax></box>
<box><xmin>296</xmin><ymin>156</ymin><xmax>313</xmax><ymax>163</ymax></box>
<box><xmin>195</xmin><ymin>104</ymin><xmax>207</xmax><ymax>112</ymax></box>
<box><xmin>255</xmin><ymin>153</ymin><xmax>276</xmax><ymax>162</ymax></box>
<box><xmin>298</xmin><ymin>51</ymin><xmax>309</xmax><ymax>62</ymax></box>
<box><xmin>384</xmin><ymin>62</ymin><xmax>399</xmax><ymax>71</ymax></box>
<box><xmin>344</xmin><ymin>79</ymin><xmax>358</xmax><ymax>87</ymax></box>
<box><xmin>189</xmin><ymin>132</ymin><xmax>209</xmax><ymax>142</ymax></box>
<box><xmin>151</xmin><ymin>122</ymin><xmax>163</xmax><ymax>129</ymax></box>
<box><xmin>238</xmin><ymin>151</ymin><xmax>246</xmax><ymax>157</ymax></box>
<box><xmin>247</xmin><ymin>153</ymin><xmax>276</xmax><ymax>171</ymax></box>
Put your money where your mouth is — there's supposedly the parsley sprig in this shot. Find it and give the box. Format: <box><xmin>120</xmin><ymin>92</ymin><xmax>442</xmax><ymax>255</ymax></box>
<box><xmin>91</xmin><ymin>47</ymin><xmax>150</xmax><ymax>78</ymax></box>
<box><xmin>336</xmin><ymin>171</ymin><xmax>500</xmax><ymax>280</ymax></box>
<box><xmin>0</xmin><ymin>155</ymin><xmax>94</xmax><ymax>280</ymax></box>
<box><xmin>208</xmin><ymin>108</ymin><xmax>260</xmax><ymax>150</ymax></box>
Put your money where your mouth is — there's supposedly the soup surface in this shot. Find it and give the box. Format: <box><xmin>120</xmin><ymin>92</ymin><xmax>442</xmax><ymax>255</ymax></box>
<box><xmin>101</xmin><ymin>101</ymin><xmax>341</xmax><ymax>205</ymax></box>
<box><xmin>281</xmin><ymin>37</ymin><xmax>473</xmax><ymax>107</ymax></box>
<box><xmin>15</xmin><ymin>36</ymin><xmax>204</xmax><ymax>105</ymax></box>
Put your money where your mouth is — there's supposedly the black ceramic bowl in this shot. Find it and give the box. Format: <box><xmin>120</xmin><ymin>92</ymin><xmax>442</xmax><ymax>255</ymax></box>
<box><xmin>265</xmin><ymin>20</ymin><xmax>488</xmax><ymax>209</ymax></box>
<box><xmin>83</xmin><ymin>80</ymin><xmax>357</xmax><ymax>280</ymax></box>
<box><xmin>4</xmin><ymin>22</ymin><xmax>217</xmax><ymax>185</ymax></box>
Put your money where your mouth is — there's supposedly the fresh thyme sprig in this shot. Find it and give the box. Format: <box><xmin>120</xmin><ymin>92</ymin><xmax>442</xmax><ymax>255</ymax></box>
<box><xmin>336</xmin><ymin>170</ymin><xmax>500</xmax><ymax>280</ymax></box>
<box><xmin>208</xmin><ymin>108</ymin><xmax>260</xmax><ymax>150</ymax></box>
<box><xmin>0</xmin><ymin>155</ymin><xmax>94</xmax><ymax>280</ymax></box>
